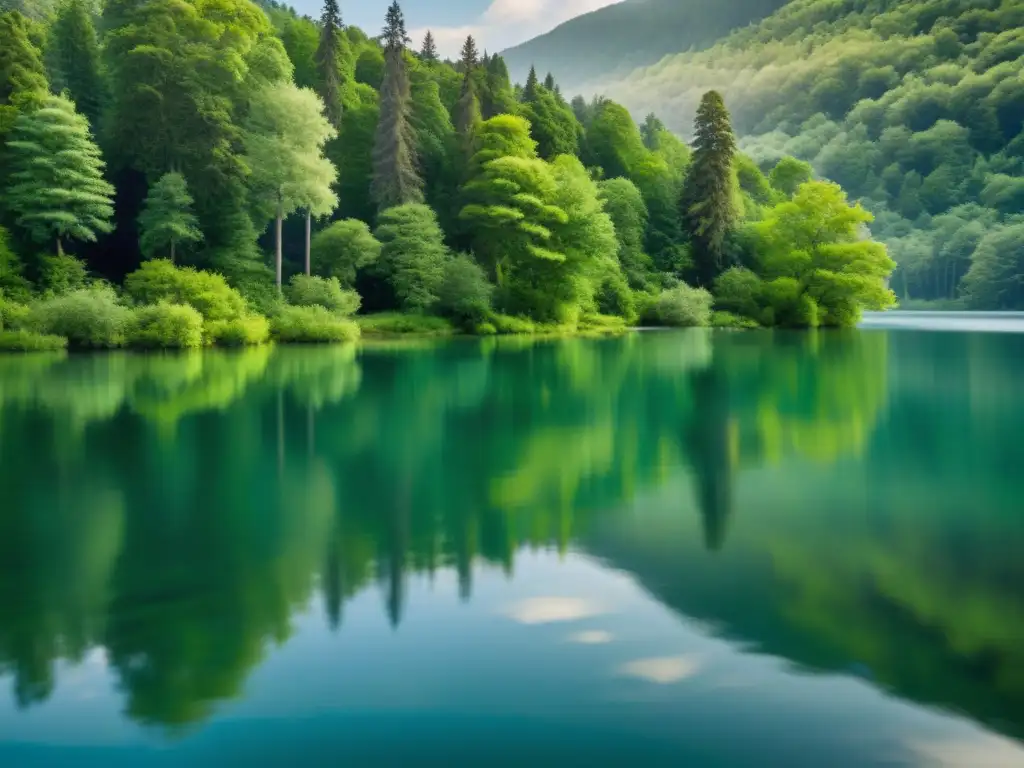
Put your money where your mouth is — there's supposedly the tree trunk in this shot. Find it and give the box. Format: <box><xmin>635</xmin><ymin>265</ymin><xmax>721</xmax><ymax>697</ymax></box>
<box><xmin>305</xmin><ymin>209</ymin><xmax>312</xmax><ymax>276</ymax></box>
<box><xmin>56</xmin><ymin>237</ymin><xmax>63</xmax><ymax>257</ymax></box>
<box><xmin>275</xmin><ymin>201</ymin><xmax>284</xmax><ymax>291</ymax></box>
<box><xmin>170</xmin><ymin>239</ymin><xmax>176</xmax><ymax>265</ymax></box>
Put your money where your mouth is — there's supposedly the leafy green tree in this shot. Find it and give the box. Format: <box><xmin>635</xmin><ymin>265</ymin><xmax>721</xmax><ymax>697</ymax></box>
<box><xmin>599</xmin><ymin>177</ymin><xmax>653</xmax><ymax>289</ymax></box>
<box><xmin>481</xmin><ymin>55</ymin><xmax>517</xmax><ymax>119</ymax></box>
<box><xmin>419</xmin><ymin>31</ymin><xmax>438</xmax><ymax>63</ymax></box>
<box><xmin>314</xmin><ymin>0</ymin><xmax>347</xmax><ymax>129</ymax></box>
<box><xmin>680</xmin><ymin>91</ymin><xmax>738</xmax><ymax>287</ymax></box>
<box><xmin>0</xmin><ymin>10</ymin><xmax>48</xmax><ymax>155</ymax></box>
<box><xmin>961</xmin><ymin>225</ymin><xmax>1024</xmax><ymax>310</ymax></box>
<box><xmin>768</xmin><ymin>156</ymin><xmax>813</xmax><ymax>198</ymax></box>
<box><xmin>371</xmin><ymin>2</ymin><xmax>423</xmax><ymax>212</ymax></box>
<box><xmin>520</xmin><ymin>86</ymin><xmax>580</xmax><ymax>160</ymax></box>
<box><xmin>5</xmin><ymin>94</ymin><xmax>114</xmax><ymax>256</ymax></box>
<box><xmin>138</xmin><ymin>172</ymin><xmax>203</xmax><ymax>263</ymax></box>
<box><xmin>374</xmin><ymin>203</ymin><xmax>448</xmax><ymax>312</ymax></box>
<box><xmin>640</xmin><ymin>113</ymin><xmax>666</xmax><ymax>149</ymax></box>
<box><xmin>752</xmin><ymin>181</ymin><xmax>896</xmax><ymax>326</ymax></box>
<box><xmin>459</xmin><ymin>115</ymin><xmax>566</xmax><ymax>286</ymax></box>
<box><xmin>48</xmin><ymin>0</ymin><xmax>104</xmax><ymax>127</ymax></box>
<box><xmin>310</xmin><ymin>218</ymin><xmax>381</xmax><ymax>286</ymax></box>
<box><xmin>243</xmin><ymin>82</ymin><xmax>338</xmax><ymax>289</ymax></box>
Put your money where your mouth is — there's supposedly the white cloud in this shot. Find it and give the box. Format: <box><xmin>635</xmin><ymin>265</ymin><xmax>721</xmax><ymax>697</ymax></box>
<box><xmin>502</xmin><ymin>596</ymin><xmax>608</xmax><ymax>625</ymax></box>
<box><xmin>411</xmin><ymin>0</ymin><xmax>621</xmax><ymax>60</ymax></box>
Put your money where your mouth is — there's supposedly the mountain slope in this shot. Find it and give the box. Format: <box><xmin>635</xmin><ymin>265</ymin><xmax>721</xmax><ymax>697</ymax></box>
<box><xmin>591</xmin><ymin>0</ymin><xmax>1024</xmax><ymax>308</ymax></box>
<box><xmin>500</xmin><ymin>0</ymin><xmax>788</xmax><ymax>90</ymax></box>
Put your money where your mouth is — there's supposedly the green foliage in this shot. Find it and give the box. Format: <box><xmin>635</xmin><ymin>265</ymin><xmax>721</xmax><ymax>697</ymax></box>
<box><xmin>0</xmin><ymin>10</ymin><xmax>48</xmax><ymax>130</ymax></box>
<box><xmin>520</xmin><ymin>87</ymin><xmax>581</xmax><ymax>160</ymax></box>
<box><xmin>680</xmin><ymin>91</ymin><xmax>738</xmax><ymax>287</ymax></box>
<box><xmin>0</xmin><ymin>293</ymin><xmax>30</xmax><ymax>330</ymax></box>
<box><xmin>751</xmin><ymin>181</ymin><xmax>896</xmax><ymax>327</ymax></box>
<box><xmin>205</xmin><ymin>314</ymin><xmax>270</xmax><ymax>347</ymax></box>
<box><xmin>39</xmin><ymin>253</ymin><xmax>88</xmax><ymax>296</ymax></box>
<box><xmin>375</xmin><ymin>203</ymin><xmax>448</xmax><ymax>312</ymax></box>
<box><xmin>49</xmin><ymin>0</ymin><xmax>104</xmax><ymax>126</ymax></box>
<box><xmin>27</xmin><ymin>284</ymin><xmax>131</xmax><ymax>348</ymax></box>
<box><xmin>710</xmin><ymin>310</ymin><xmax>759</xmax><ymax>329</ymax></box>
<box><xmin>357</xmin><ymin>312</ymin><xmax>454</xmax><ymax>337</ymax></box>
<box><xmin>138</xmin><ymin>172</ymin><xmax>203</xmax><ymax>262</ymax></box>
<box><xmin>270</xmin><ymin>304</ymin><xmax>360</xmax><ymax>343</ymax></box>
<box><xmin>961</xmin><ymin>225</ymin><xmax>1024</xmax><ymax>310</ymax></box>
<box><xmin>126</xmin><ymin>302</ymin><xmax>204</xmax><ymax>349</ymax></box>
<box><xmin>371</xmin><ymin>43</ymin><xmax>423</xmax><ymax>211</ymax></box>
<box><xmin>0</xmin><ymin>329</ymin><xmax>67</xmax><ymax>352</ymax></box>
<box><xmin>713</xmin><ymin>267</ymin><xmax>763</xmax><ymax>319</ymax></box>
<box><xmin>5</xmin><ymin>94</ymin><xmax>114</xmax><ymax>252</ymax></box>
<box><xmin>285</xmin><ymin>274</ymin><xmax>360</xmax><ymax>316</ymax></box>
<box><xmin>310</xmin><ymin>218</ymin><xmax>381</xmax><ymax>287</ymax></box>
<box><xmin>0</xmin><ymin>227</ymin><xmax>31</xmax><ymax>301</ymax></box>
<box><xmin>124</xmin><ymin>261</ymin><xmax>247</xmax><ymax>322</ymax></box>
<box><xmin>313</xmin><ymin>0</ymin><xmax>347</xmax><ymax>129</ymax></box>
<box><xmin>595</xmin><ymin>272</ymin><xmax>637</xmax><ymax>323</ymax></box>
<box><xmin>599</xmin><ymin>178</ymin><xmax>653</xmax><ymax>289</ymax></box>
<box><xmin>436</xmin><ymin>254</ymin><xmax>492</xmax><ymax>328</ymax></box>
<box><xmin>769</xmin><ymin>156</ymin><xmax>813</xmax><ymax>198</ymax></box>
<box><xmin>648</xmin><ymin>283</ymin><xmax>713</xmax><ymax>327</ymax></box>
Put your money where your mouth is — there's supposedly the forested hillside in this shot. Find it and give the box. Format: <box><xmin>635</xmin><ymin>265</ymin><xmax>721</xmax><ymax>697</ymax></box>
<box><xmin>501</xmin><ymin>0</ymin><xmax>787</xmax><ymax>88</ymax></box>
<box><xmin>592</xmin><ymin>0</ymin><xmax>1024</xmax><ymax>308</ymax></box>
<box><xmin>0</xmin><ymin>0</ymin><xmax>894</xmax><ymax>353</ymax></box>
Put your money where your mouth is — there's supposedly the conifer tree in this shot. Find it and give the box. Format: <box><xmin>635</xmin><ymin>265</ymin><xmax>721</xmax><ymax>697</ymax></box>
<box><xmin>50</xmin><ymin>0</ymin><xmax>104</xmax><ymax>127</ymax></box>
<box><xmin>419</xmin><ymin>30</ymin><xmax>438</xmax><ymax>63</ymax></box>
<box><xmin>543</xmin><ymin>72</ymin><xmax>555</xmax><ymax>91</ymax></box>
<box><xmin>138</xmin><ymin>172</ymin><xmax>203</xmax><ymax>263</ymax></box>
<box><xmin>680</xmin><ymin>90</ymin><xmax>737</xmax><ymax>287</ymax></box>
<box><xmin>371</xmin><ymin>2</ymin><xmax>423</xmax><ymax>212</ymax></box>
<box><xmin>454</xmin><ymin>34</ymin><xmax>482</xmax><ymax>152</ymax></box>
<box><xmin>459</xmin><ymin>35</ymin><xmax>479</xmax><ymax>71</ymax></box>
<box><xmin>0</xmin><ymin>10</ymin><xmax>49</xmax><ymax>126</ymax></box>
<box><xmin>5</xmin><ymin>94</ymin><xmax>114</xmax><ymax>256</ymax></box>
<box><xmin>482</xmin><ymin>55</ymin><xmax>516</xmax><ymax>119</ymax></box>
<box><xmin>523</xmin><ymin>65</ymin><xmax>539</xmax><ymax>102</ymax></box>
<box><xmin>314</xmin><ymin>0</ymin><xmax>345</xmax><ymax>129</ymax></box>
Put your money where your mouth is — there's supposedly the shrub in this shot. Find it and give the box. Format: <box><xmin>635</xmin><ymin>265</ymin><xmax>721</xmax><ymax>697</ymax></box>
<box><xmin>474</xmin><ymin>321</ymin><xmax>497</xmax><ymax>335</ymax></box>
<box><xmin>761</xmin><ymin>277</ymin><xmax>819</xmax><ymax>328</ymax></box>
<box><xmin>595</xmin><ymin>273</ymin><xmax>637</xmax><ymax>323</ymax></box>
<box><xmin>578</xmin><ymin>313</ymin><xmax>630</xmax><ymax>333</ymax></box>
<box><xmin>374</xmin><ymin>204</ymin><xmax>448</xmax><ymax>312</ymax></box>
<box><xmin>271</xmin><ymin>305</ymin><xmax>360</xmax><ymax>344</ymax></box>
<box><xmin>124</xmin><ymin>260</ymin><xmax>247</xmax><ymax>321</ymax></box>
<box><xmin>0</xmin><ymin>330</ymin><xmax>68</xmax><ymax>352</ymax></box>
<box><xmin>357</xmin><ymin>312</ymin><xmax>455</xmax><ymax>337</ymax></box>
<box><xmin>714</xmin><ymin>267</ymin><xmax>763</xmax><ymax>319</ymax></box>
<box><xmin>39</xmin><ymin>253</ymin><xmax>89</xmax><ymax>296</ymax></box>
<box><xmin>127</xmin><ymin>302</ymin><xmax>204</xmax><ymax>349</ymax></box>
<box><xmin>489</xmin><ymin>314</ymin><xmax>537</xmax><ymax>335</ymax></box>
<box><xmin>711</xmin><ymin>311</ymin><xmax>760</xmax><ymax>329</ymax></box>
<box><xmin>0</xmin><ymin>294</ymin><xmax>30</xmax><ymax>331</ymax></box>
<box><xmin>437</xmin><ymin>255</ymin><xmax>492</xmax><ymax>328</ymax></box>
<box><xmin>285</xmin><ymin>275</ymin><xmax>361</xmax><ymax>316</ymax></box>
<box><xmin>311</xmin><ymin>219</ymin><xmax>381</xmax><ymax>286</ymax></box>
<box><xmin>27</xmin><ymin>285</ymin><xmax>132</xmax><ymax>348</ymax></box>
<box><xmin>652</xmin><ymin>284</ymin><xmax>713</xmax><ymax>327</ymax></box>
<box><xmin>205</xmin><ymin>314</ymin><xmax>270</xmax><ymax>346</ymax></box>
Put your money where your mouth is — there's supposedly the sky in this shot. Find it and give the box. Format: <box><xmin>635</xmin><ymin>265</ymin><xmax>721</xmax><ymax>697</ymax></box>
<box><xmin>290</xmin><ymin>0</ymin><xmax>623</xmax><ymax>59</ymax></box>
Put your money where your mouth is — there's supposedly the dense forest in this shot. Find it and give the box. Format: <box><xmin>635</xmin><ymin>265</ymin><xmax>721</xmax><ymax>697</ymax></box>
<box><xmin>500</xmin><ymin>0</ymin><xmax>788</xmax><ymax>88</ymax></box>
<box><xmin>591</xmin><ymin>0</ymin><xmax>1024</xmax><ymax>309</ymax></box>
<box><xmin>0</xmin><ymin>0</ymin><xmax>894</xmax><ymax>352</ymax></box>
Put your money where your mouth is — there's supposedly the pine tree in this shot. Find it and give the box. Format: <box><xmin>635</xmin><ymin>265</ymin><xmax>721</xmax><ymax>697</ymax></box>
<box><xmin>371</xmin><ymin>2</ymin><xmax>423</xmax><ymax>212</ymax></box>
<box><xmin>523</xmin><ymin>65</ymin><xmax>539</xmax><ymax>102</ymax></box>
<box><xmin>680</xmin><ymin>90</ymin><xmax>737</xmax><ymax>288</ymax></box>
<box><xmin>640</xmin><ymin>113</ymin><xmax>665</xmax><ymax>150</ymax></box>
<box><xmin>50</xmin><ymin>0</ymin><xmax>104</xmax><ymax>127</ymax></box>
<box><xmin>314</xmin><ymin>0</ymin><xmax>345</xmax><ymax>129</ymax></box>
<box><xmin>0</xmin><ymin>10</ymin><xmax>48</xmax><ymax>123</ymax></box>
<box><xmin>543</xmin><ymin>72</ymin><xmax>555</xmax><ymax>91</ymax></box>
<box><xmin>459</xmin><ymin>35</ymin><xmax>479</xmax><ymax>71</ymax></box>
<box><xmin>138</xmin><ymin>172</ymin><xmax>203</xmax><ymax>263</ymax></box>
<box><xmin>419</xmin><ymin>30</ymin><xmax>438</xmax><ymax>63</ymax></box>
<box><xmin>5</xmin><ymin>94</ymin><xmax>114</xmax><ymax>256</ymax></box>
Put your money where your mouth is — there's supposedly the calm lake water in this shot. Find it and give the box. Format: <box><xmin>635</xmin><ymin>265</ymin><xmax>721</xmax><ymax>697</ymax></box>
<box><xmin>1</xmin><ymin>319</ymin><xmax>1022</xmax><ymax>766</ymax></box>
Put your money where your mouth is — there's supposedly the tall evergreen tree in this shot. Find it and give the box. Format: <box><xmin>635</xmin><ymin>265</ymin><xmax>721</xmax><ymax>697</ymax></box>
<box><xmin>314</xmin><ymin>0</ymin><xmax>345</xmax><ymax>129</ymax></box>
<box><xmin>5</xmin><ymin>94</ymin><xmax>114</xmax><ymax>256</ymax></box>
<box><xmin>640</xmin><ymin>113</ymin><xmax>666</xmax><ymax>150</ymax></box>
<box><xmin>481</xmin><ymin>54</ymin><xmax>516</xmax><ymax>119</ymax></box>
<box><xmin>138</xmin><ymin>172</ymin><xmax>203</xmax><ymax>263</ymax></box>
<box><xmin>680</xmin><ymin>90</ymin><xmax>737</xmax><ymax>287</ymax></box>
<box><xmin>371</xmin><ymin>2</ymin><xmax>423</xmax><ymax>212</ymax></box>
<box><xmin>454</xmin><ymin>34</ymin><xmax>481</xmax><ymax>150</ymax></box>
<box><xmin>459</xmin><ymin>35</ymin><xmax>479</xmax><ymax>71</ymax></box>
<box><xmin>543</xmin><ymin>72</ymin><xmax>555</xmax><ymax>91</ymax></box>
<box><xmin>523</xmin><ymin>65</ymin><xmax>539</xmax><ymax>102</ymax></box>
<box><xmin>419</xmin><ymin>30</ymin><xmax>437</xmax><ymax>63</ymax></box>
<box><xmin>0</xmin><ymin>10</ymin><xmax>48</xmax><ymax>125</ymax></box>
<box><xmin>50</xmin><ymin>0</ymin><xmax>104</xmax><ymax>127</ymax></box>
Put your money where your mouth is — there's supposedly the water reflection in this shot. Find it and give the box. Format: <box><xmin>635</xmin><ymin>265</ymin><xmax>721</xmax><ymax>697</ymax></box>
<box><xmin>0</xmin><ymin>330</ymin><xmax>1021</xmax><ymax>748</ymax></box>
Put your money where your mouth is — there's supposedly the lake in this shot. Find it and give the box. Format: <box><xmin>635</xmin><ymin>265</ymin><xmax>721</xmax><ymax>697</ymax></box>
<box><xmin>1</xmin><ymin>320</ymin><xmax>1022</xmax><ymax>766</ymax></box>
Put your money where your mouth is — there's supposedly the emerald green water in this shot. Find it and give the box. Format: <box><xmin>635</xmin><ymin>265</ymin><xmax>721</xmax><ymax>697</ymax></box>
<box><xmin>0</xmin><ymin>325</ymin><xmax>1022</xmax><ymax>766</ymax></box>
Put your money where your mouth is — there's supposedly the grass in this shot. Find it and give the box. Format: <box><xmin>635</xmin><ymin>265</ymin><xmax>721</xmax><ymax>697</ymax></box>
<box><xmin>271</xmin><ymin>305</ymin><xmax>360</xmax><ymax>344</ymax></box>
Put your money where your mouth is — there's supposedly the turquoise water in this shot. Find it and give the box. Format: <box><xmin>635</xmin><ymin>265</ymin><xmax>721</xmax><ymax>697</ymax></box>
<box><xmin>0</xmin><ymin>323</ymin><xmax>1022</xmax><ymax>766</ymax></box>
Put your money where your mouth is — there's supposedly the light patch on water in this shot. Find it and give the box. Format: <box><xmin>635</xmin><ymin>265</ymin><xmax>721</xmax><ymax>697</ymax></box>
<box><xmin>568</xmin><ymin>630</ymin><xmax>613</xmax><ymax>644</ymax></box>
<box><xmin>503</xmin><ymin>597</ymin><xmax>607</xmax><ymax>625</ymax></box>
<box><xmin>906</xmin><ymin>734</ymin><xmax>1024</xmax><ymax>767</ymax></box>
<box><xmin>617</xmin><ymin>655</ymin><xmax>700</xmax><ymax>684</ymax></box>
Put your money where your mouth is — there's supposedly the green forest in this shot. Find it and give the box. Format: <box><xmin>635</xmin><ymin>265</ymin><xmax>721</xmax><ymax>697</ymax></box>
<box><xmin>0</xmin><ymin>0</ymin><xmax>897</xmax><ymax>351</ymax></box>
<box><xmin>593</xmin><ymin>0</ymin><xmax>1024</xmax><ymax>309</ymax></box>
